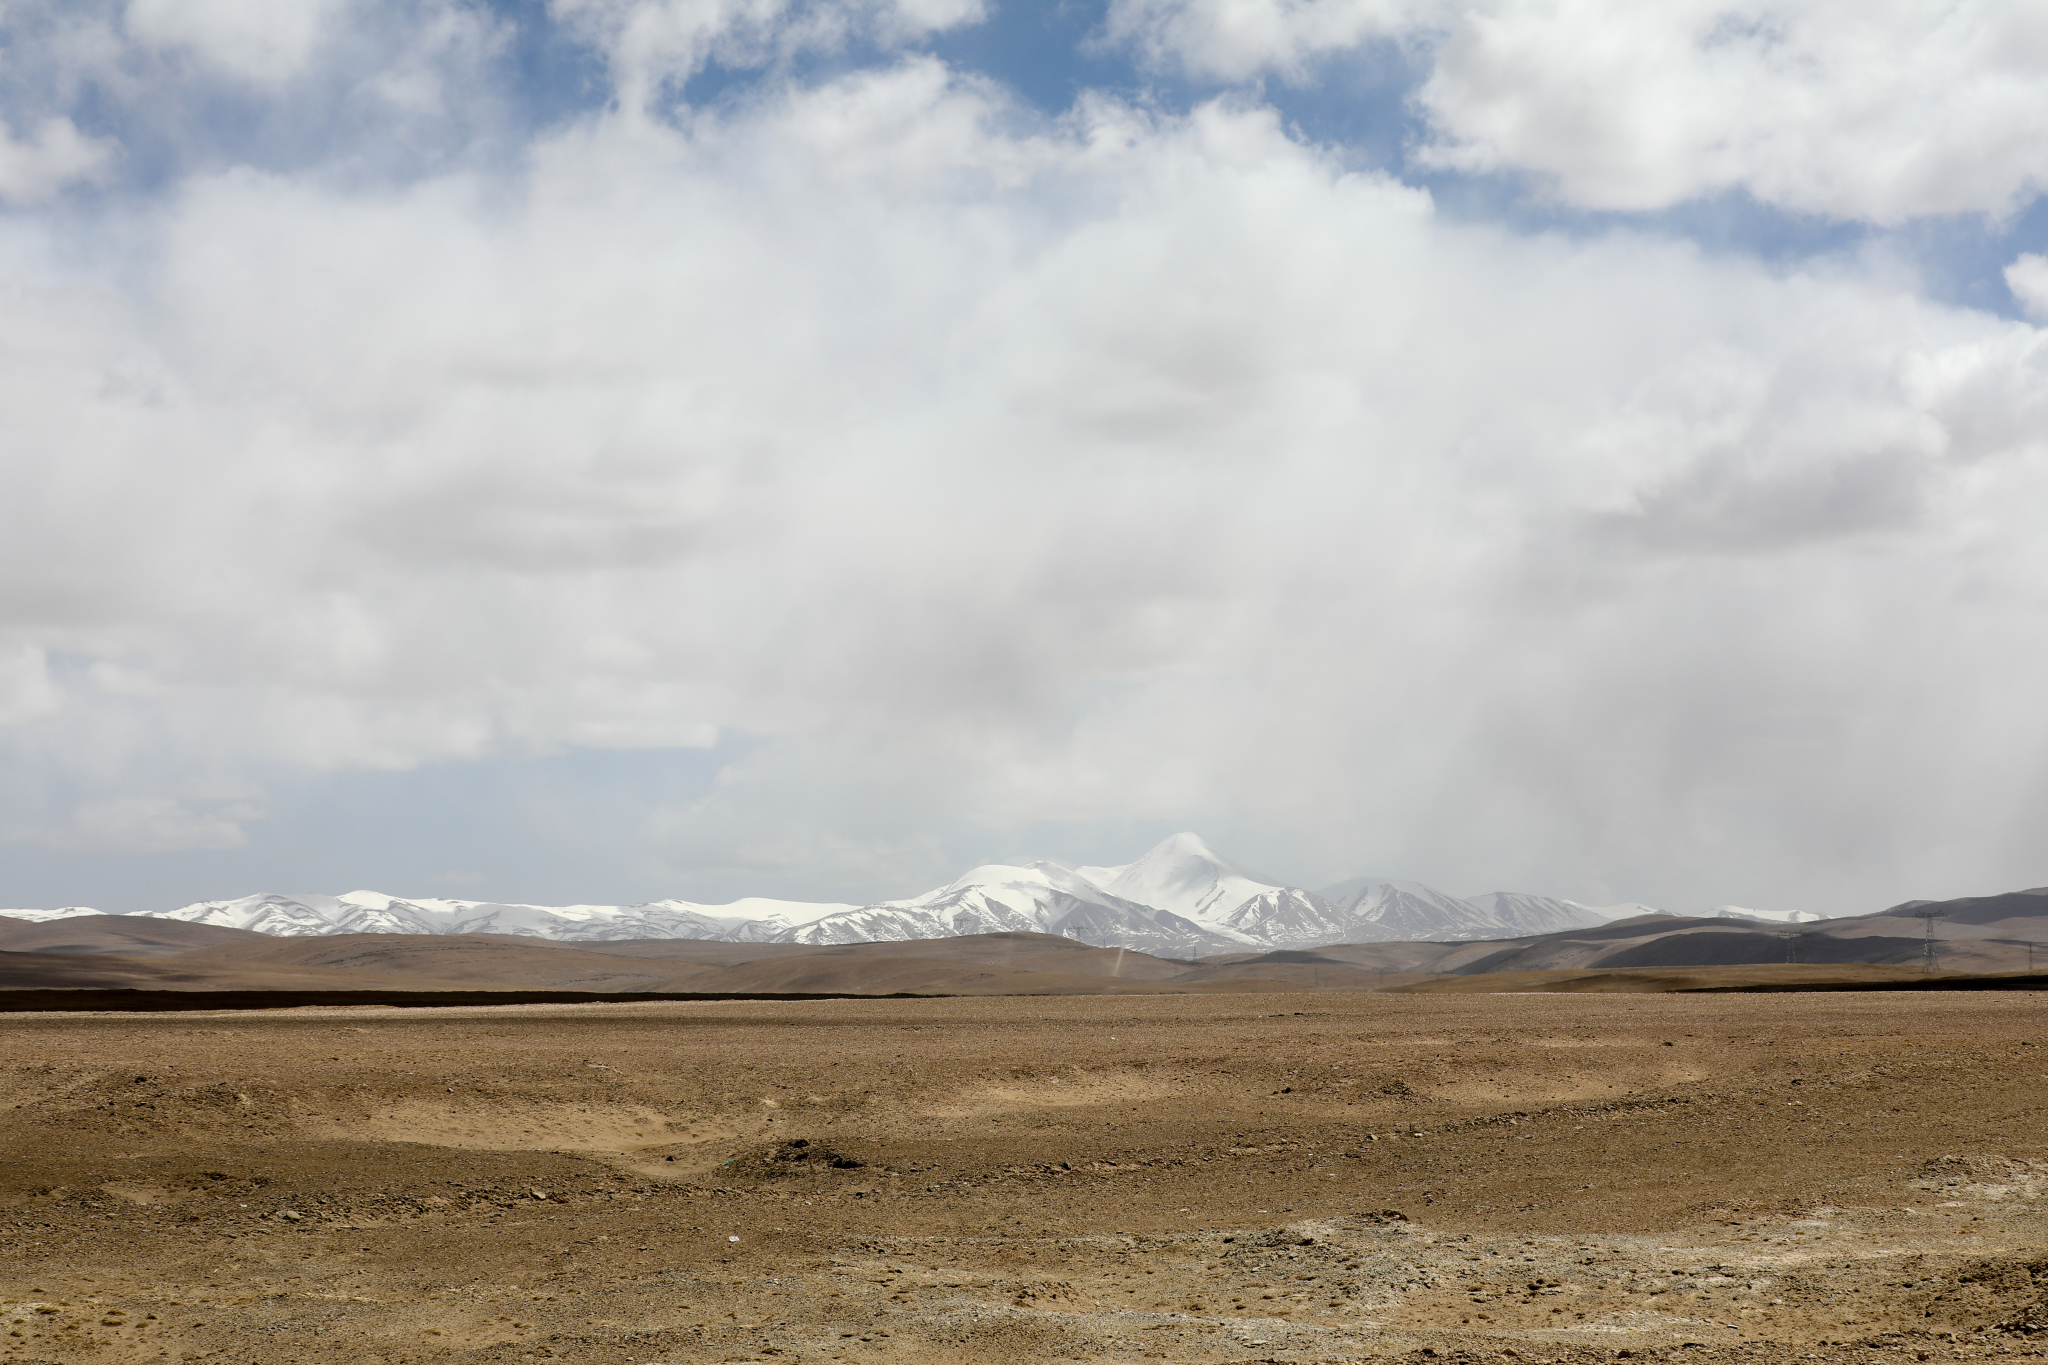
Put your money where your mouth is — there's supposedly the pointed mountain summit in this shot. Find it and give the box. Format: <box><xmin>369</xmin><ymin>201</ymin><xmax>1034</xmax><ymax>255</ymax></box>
<box><xmin>1078</xmin><ymin>833</ymin><xmax>1344</xmax><ymax>948</ymax></box>
<box><xmin>1079</xmin><ymin>832</ymin><xmax>1284</xmax><ymax>923</ymax></box>
<box><xmin>777</xmin><ymin>859</ymin><xmax>1245</xmax><ymax>955</ymax></box>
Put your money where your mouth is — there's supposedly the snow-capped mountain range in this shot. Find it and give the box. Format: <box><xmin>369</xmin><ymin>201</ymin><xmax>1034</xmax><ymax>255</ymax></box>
<box><xmin>1</xmin><ymin>832</ymin><xmax>1817</xmax><ymax>952</ymax></box>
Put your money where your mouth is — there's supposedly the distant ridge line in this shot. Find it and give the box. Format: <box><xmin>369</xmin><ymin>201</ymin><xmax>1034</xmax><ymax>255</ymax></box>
<box><xmin>1677</xmin><ymin>973</ymin><xmax>2048</xmax><ymax>994</ymax></box>
<box><xmin>2</xmin><ymin>831</ymin><xmax>1686</xmax><ymax>952</ymax></box>
<box><xmin>0</xmin><ymin>988</ymin><xmax>951</xmax><ymax>1013</ymax></box>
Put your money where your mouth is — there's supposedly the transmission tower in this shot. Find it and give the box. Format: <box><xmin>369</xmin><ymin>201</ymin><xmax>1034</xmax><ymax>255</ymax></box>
<box><xmin>1908</xmin><ymin>906</ymin><xmax>1948</xmax><ymax>974</ymax></box>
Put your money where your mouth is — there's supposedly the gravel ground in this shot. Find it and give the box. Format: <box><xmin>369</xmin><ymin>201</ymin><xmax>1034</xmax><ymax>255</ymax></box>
<box><xmin>2</xmin><ymin>991</ymin><xmax>2046</xmax><ymax>1363</ymax></box>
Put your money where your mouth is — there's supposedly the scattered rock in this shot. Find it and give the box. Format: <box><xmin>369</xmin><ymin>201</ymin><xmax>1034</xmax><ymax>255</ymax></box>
<box><xmin>729</xmin><ymin>1139</ymin><xmax>863</xmax><ymax>1179</ymax></box>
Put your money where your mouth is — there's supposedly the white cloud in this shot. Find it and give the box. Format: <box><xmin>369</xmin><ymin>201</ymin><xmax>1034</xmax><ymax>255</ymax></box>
<box><xmin>885</xmin><ymin>0</ymin><xmax>982</xmax><ymax>38</ymax></box>
<box><xmin>0</xmin><ymin>115</ymin><xmax>115</xmax><ymax>202</ymax></box>
<box><xmin>0</xmin><ymin>0</ymin><xmax>514</xmax><ymax>199</ymax></box>
<box><xmin>124</xmin><ymin>0</ymin><xmax>356</xmax><ymax>85</ymax></box>
<box><xmin>0</xmin><ymin>647</ymin><xmax>63</xmax><ymax>727</ymax></box>
<box><xmin>1</xmin><ymin>30</ymin><xmax>2047</xmax><ymax>904</ymax></box>
<box><xmin>2007</xmin><ymin>253</ymin><xmax>2048</xmax><ymax>323</ymax></box>
<box><xmin>1102</xmin><ymin>0</ymin><xmax>1431</xmax><ymax>83</ymax></box>
<box><xmin>553</xmin><ymin>0</ymin><xmax>988</xmax><ymax>115</ymax></box>
<box><xmin>1106</xmin><ymin>0</ymin><xmax>2048</xmax><ymax>223</ymax></box>
<box><xmin>1417</xmin><ymin>0</ymin><xmax>2048</xmax><ymax>221</ymax></box>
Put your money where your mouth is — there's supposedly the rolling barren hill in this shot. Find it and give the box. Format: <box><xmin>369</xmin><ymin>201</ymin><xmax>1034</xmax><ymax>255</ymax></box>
<box><xmin>0</xmin><ymin>947</ymin><xmax>497</xmax><ymax>994</ymax></box>
<box><xmin>159</xmin><ymin>934</ymin><xmax>708</xmax><ymax>991</ymax></box>
<box><xmin>0</xmin><ymin>931</ymin><xmax>1213</xmax><ymax>997</ymax></box>
<box><xmin>1866</xmin><ymin>886</ymin><xmax>2048</xmax><ymax>927</ymax></box>
<box><xmin>1190</xmin><ymin>896</ymin><xmax>2048</xmax><ymax>985</ymax></box>
<box><xmin>0</xmin><ymin>925</ymin><xmax>2039</xmax><ymax>1000</ymax></box>
<box><xmin>0</xmin><ymin>914</ymin><xmax>270</xmax><ymax>957</ymax></box>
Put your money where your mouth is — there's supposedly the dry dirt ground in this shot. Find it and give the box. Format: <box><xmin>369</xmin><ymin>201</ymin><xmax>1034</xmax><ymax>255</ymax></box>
<box><xmin>3</xmin><ymin>992</ymin><xmax>2047</xmax><ymax>1365</ymax></box>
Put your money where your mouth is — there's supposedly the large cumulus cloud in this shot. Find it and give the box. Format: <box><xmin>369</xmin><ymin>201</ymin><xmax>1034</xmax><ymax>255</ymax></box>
<box><xmin>1</xmin><ymin>0</ymin><xmax>2045</xmax><ymax>912</ymax></box>
<box><xmin>1109</xmin><ymin>0</ymin><xmax>2048</xmax><ymax>222</ymax></box>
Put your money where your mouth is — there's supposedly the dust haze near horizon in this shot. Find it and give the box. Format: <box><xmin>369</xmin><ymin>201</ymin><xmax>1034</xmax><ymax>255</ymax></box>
<box><xmin>3</xmin><ymin>0</ymin><xmax>2048</xmax><ymax>918</ymax></box>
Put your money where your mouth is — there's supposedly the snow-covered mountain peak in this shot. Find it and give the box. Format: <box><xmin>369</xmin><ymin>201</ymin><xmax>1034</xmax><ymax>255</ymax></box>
<box><xmin>927</xmin><ymin>863</ymin><xmax>1070</xmax><ymax>898</ymax></box>
<box><xmin>1150</xmin><ymin>830</ymin><xmax>1232</xmax><ymax>864</ymax></box>
<box><xmin>1074</xmin><ymin>831</ymin><xmax>1228</xmax><ymax>884</ymax></box>
<box><xmin>1020</xmin><ymin>859</ymin><xmax>1130</xmax><ymax>900</ymax></box>
<box><xmin>770</xmin><ymin>855</ymin><xmax>1251</xmax><ymax>954</ymax></box>
<box><xmin>1084</xmin><ymin>832</ymin><xmax>1281</xmax><ymax>925</ymax></box>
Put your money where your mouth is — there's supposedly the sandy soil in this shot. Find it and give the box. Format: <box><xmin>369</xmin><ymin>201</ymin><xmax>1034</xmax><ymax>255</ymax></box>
<box><xmin>4</xmin><ymin>991</ymin><xmax>2047</xmax><ymax>1364</ymax></box>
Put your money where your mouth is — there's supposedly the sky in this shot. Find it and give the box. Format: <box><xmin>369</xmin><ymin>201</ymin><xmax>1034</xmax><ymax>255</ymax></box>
<box><xmin>3</xmin><ymin>0</ymin><xmax>2048</xmax><ymax>917</ymax></box>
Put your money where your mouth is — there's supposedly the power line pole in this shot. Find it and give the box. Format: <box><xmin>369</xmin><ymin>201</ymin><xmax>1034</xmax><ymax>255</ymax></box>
<box><xmin>1908</xmin><ymin>906</ymin><xmax>1948</xmax><ymax>974</ymax></box>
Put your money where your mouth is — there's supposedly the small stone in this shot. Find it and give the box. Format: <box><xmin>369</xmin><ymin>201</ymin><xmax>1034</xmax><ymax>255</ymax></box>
<box><xmin>530</xmin><ymin>1189</ymin><xmax>548</xmax><ymax>1200</ymax></box>
<box><xmin>279</xmin><ymin>1210</ymin><xmax>302</xmax><ymax>1222</ymax></box>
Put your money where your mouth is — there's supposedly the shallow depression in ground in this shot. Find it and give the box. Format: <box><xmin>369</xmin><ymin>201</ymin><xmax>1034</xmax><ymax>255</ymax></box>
<box><xmin>3</xmin><ymin>992</ymin><xmax>2048</xmax><ymax>1362</ymax></box>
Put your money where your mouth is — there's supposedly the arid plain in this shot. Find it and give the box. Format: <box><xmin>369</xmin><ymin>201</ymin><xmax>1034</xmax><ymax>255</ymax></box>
<box><xmin>4</xmin><ymin>992</ymin><xmax>2047</xmax><ymax>1365</ymax></box>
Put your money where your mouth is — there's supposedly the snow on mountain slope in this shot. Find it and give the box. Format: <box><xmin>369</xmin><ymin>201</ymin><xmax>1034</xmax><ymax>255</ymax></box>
<box><xmin>778</xmin><ymin>861</ymin><xmax>1252</xmax><ymax>954</ymax></box>
<box><xmin>7</xmin><ymin>834</ymin><xmax>1800</xmax><ymax>952</ymax></box>
<box><xmin>1073</xmin><ymin>834</ymin><xmax>1368</xmax><ymax>950</ymax></box>
<box><xmin>706</xmin><ymin>898</ymin><xmax>859</xmax><ymax>941</ymax></box>
<box><xmin>159</xmin><ymin>891</ymin><xmax>850</xmax><ymax>941</ymax></box>
<box><xmin>1207</xmin><ymin>888</ymin><xmax>1356</xmax><ymax>950</ymax></box>
<box><xmin>1311</xmin><ymin>883</ymin><xmax>1674</xmax><ymax>943</ymax></box>
<box><xmin>1710</xmin><ymin>904</ymin><xmax>1825</xmax><ymax>924</ymax></box>
<box><xmin>1039</xmin><ymin>899</ymin><xmax>1241</xmax><ymax>958</ymax></box>
<box><xmin>1461</xmin><ymin>891</ymin><xmax>1616</xmax><ymax>936</ymax></box>
<box><xmin>1315</xmin><ymin>877</ymin><xmax>1519</xmax><ymax>942</ymax></box>
<box><xmin>767</xmin><ymin>904</ymin><xmax>955</xmax><ymax>945</ymax></box>
<box><xmin>144</xmin><ymin>870</ymin><xmax>1639</xmax><ymax>949</ymax></box>
<box><xmin>1079</xmin><ymin>833</ymin><xmax>1273</xmax><ymax>922</ymax></box>
<box><xmin>161</xmin><ymin>894</ymin><xmax>385</xmax><ymax>936</ymax></box>
<box><xmin>1077</xmin><ymin>834</ymin><xmax>1301</xmax><ymax>923</ymax></box>
<box><xmin>784</xmin><ymin>864</ymin><xmax>1058</xmax><ymax>944</ymax></box>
